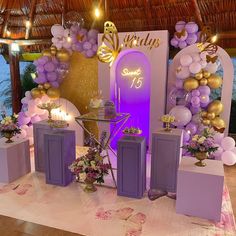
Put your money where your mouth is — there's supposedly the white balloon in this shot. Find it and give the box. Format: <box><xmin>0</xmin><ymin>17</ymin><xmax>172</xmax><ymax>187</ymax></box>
<box><xmin>221</xmin><ymin>151</ymin><xmax>236</xmax><ymax>166</ymax></box>
<box><xmin>180</xmin><ymin>54</ymin><xmax>193</xmax><ymax>67</ymax></box>
<box><xmin>16</xmin><ymin>129</ymin><xmax>27</xmax><ymax>139</ymax></box>
<box><xmin>232</xmin><ymin>147</ymin><xmax>236</xmax><ymax>155</ymax></box>
<box><xmin>221</xmin><ymin>137</ymin><xmax>235</xmax><ymax>151</ymax></box>
<box><xmin>213</xmin><ymin>144</ymin><xmax>223</xmax><ymax>160</ymax></box>
<box><xmin>25</xmin><ymin>91</ymin><xmax>32</xmax><ymax>98</ymax></box>
<box><xmin>191</xmin><ymin>53</ymin><xmax>201</xmax><ymax>62</ymax></box>
<box><xmin>21</xmin><ymin>97</ymin><xmax>30</xmax><ymax>104</ymax></box>
<box><xmin>176</xmin><ymin>66</ymin><xmax>190</xmax><ymax>80</ymax></box>
<box><xmin>199</xmin><ymin>60</ymin><xmax>207</xmax><ymax>69</ymax></box>
<box><xmin>213</xmin><ymin>132</ymin><xmax>224</xmax><ymax>145</ymax></box>
<box><xmin>200</xmin><ymin>51</ymin><xmax>208</xmax><ymax>60</ymax></box>
<box><xmin>205</xmin><ymin>63</ymin><xmax>218</xmax><ymax>74</ymax></box>
<box><xmin>189</xmin><ymin>62</ymin><xmax>201</xmax><ymax>74</ymax></box>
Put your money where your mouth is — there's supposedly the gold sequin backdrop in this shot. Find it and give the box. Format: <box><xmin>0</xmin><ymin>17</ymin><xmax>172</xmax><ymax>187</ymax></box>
<box><xmin>60</xmin><ymin>52</ymin><xmax>98</xmax><ymax>138</ymax></box>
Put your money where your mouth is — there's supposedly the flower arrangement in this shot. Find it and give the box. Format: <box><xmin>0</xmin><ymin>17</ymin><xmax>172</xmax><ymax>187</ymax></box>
<box><xmin>182</xmin><ymin>128</ymin><xmax>218</xmax><ymax>166</ymax></box>
<box><xmin>0</xmin><ymin>114</ymin><xmax>21</xmax><ymax>143</ymax></box>
<box><xmin>69</xmin><ymin>148</ymin><xmax>110</xmax><ymax>192</ymax></box>
<box><xmin>161</xmin><ymin>114</ymin><xmax>175</xmax><ymax>131</ymax></box>
<box><xmin>123</xmin><ymin>126</ymin><xmax>142</xmax><ymax>135</ymax></box>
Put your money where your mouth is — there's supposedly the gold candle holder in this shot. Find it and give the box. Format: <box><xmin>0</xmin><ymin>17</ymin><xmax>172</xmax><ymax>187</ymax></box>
<box><xmin>161</xmin><ymin>114</ymin><xmax>175</xmax><ymax>132</ymax></box>
<box><xmin>37</xmin><ymin>102</ymin><xmax>61</xmax><ymax>123</ymax></box>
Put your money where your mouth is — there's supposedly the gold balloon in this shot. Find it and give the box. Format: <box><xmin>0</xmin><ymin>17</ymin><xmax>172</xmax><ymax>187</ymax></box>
<box><xmin>50</xmin><ymin>45</ymin><xmax>57</xmax><ymax>56</ymax></box>
<box><xmin>195</xmin><ymin>72</ymin><xmax>203</xmax><ymax>80</ymax></box>
<box><xmin>202</xmin><ymin>119</ymin><xmax>211</xmax><ymax>126</ymax></box>
<box><xmin>43</xmin><ymin>82</ymin><xmax>51</xmax><ymax>90</ymax></box>
<box><xmin>40</xmin><ymin>89</ymin><xmax>46</xmax><ymax>95</ymax></box>
<box><xmin>42</xmin><ymin>49</ymin><xmax>52</xmax><ymax>57</ymax></box>
<box><xmin>199</xmin><ymin>78</ymin><xmax>208</xmax><ymax>86</ymax></box>
<box><xmin>208</xmin><ymin>100</ymin><xmax>223</xmax><ymax>116</ymax></box>
<box><xmin>201</xmin><ymin>111</ymin><xmax>208</xmax><ymax>118</ymax></box>
<box><xmin>31</xmin><ymin>88</ymin><xmax>42</xmax><ymax>99</ymax></box>
<box><xmin>47</xmin><ymin>87</ymin><xmax>60</xmax><ymax>99</ymax></box>
<box><xmin>203</xmin><ymin>71</ymin><xmax>211</xmax><ymax>78</ymax></box>
<box><xmin>211</xmin><ymin>117</ymin><xmax>226</xmax><ymax>131</ymax></box>
<box><xmin>183</xmin><ymin>78</ymin><xmax>199</xmax><ymax>92</ymax></box>
<box><xmin>38</xmin><ymin>84</ymin><xmax>44</xmax><ymax>90</ymax></box>
<box><xmin>207</xmin><ymin>74</ymin><xmax>222</xmax><ymax>89</ymax></box>
<box><xmin>56</xmin><ymin>49</ymin><xmax>70</xmax><ymax>62</ymax></box>
<box><xmin>206</xmin><ymin>112</ymin><xmax>216</xmax><ymax>120</ymax></box>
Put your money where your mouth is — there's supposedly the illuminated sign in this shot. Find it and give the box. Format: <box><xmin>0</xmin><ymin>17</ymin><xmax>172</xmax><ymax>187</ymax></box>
<box><xmin>121</xmin><ymin>68</ymin><xmax>143</xmax><ymax>89</ymax></box>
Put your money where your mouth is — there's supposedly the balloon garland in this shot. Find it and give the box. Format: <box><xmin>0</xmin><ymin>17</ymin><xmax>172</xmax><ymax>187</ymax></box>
<box><xmin>170</xmin><ymin>21</ymin><xmax>199</xmax><ymax>49</ymax></box>
<box><xmin>17</xmin><ymin>23</ymin><xmax>99</xmax><ymax>144</ymax></box>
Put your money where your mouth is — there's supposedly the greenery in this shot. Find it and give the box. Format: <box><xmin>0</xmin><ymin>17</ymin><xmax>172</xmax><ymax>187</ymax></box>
<box><xmin>0</xmin><ymin>63</ymin><xmax>37</xmax><ymax>110</ymax></box>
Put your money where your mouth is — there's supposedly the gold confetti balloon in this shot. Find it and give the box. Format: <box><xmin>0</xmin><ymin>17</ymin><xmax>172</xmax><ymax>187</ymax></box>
<box><xmin>201</xmin><ymin>111</ymin><xmax>208</xmax><ymax>118</ymax></box>
<box><xmin>43</xmin><ymin>82</ymin><xmax>51</xmax><ymax>90</ymax></box>
<box><xmin>50</xmin><ymin>45</ymin><xmax>57</xmax><ymax>56</ymax></box>
<box><xmin>206</xmin><ymin>112</ymin><xmax>216</xmax><ymax>120</ymax></box>
<box><xmin>202</xmin><ymin>118</ymin><xmax>211</xmax><ymax>126</ymax></box>
<box><xmin>195</xmin><ymin>72</ymin><xmax>203</xmax><ymax>80</ymax></box>
<box><xmin>211</xmin><ymin>117</ymin><xmax>226</xmax><ymax>130</ymax></box>
<box><xmin>42</xmin><ymin>49</ymin><xmax>52</xmax><ymax>57</ymax></box>
<box><xmin>56</xmin><ymin>49</ymin><xmax>70</xmax><ymax>62</ymax></box>
<box><xmin>203</xmin><ymin>71</ymin><xmax>211</xmax><ymax>78</ymax></box>
<box><xmin>199</xmin><ymin>78</ymin><xmax>208</xmax><ymax>86</ymax></box>
<box><xmin>47</xmin><ymin>87</ymin><xmax>60</xmax><ymax>99</ymax></box>
<box><xmin>31</xmin><ymin>88</ymin><xmax>42</xmax><ymax>99</ymax></box>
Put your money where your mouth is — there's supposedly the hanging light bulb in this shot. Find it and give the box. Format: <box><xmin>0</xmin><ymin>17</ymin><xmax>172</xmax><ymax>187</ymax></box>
<box><xmin>211</xmin><ymin>34</ymin><xmax>218</xmax><ymax>43</ymax></box>
<box><xmin>10</xmin><ymin>42</ymin><xmax>20</xmax><ymax>52</ymax></box>
<box><xmin>67</xmin><ymin>33</ymin><xmax>72</xmax><ymax>43</ymax></box>
<box><xmin>94</xmin><ymin>7</ymin><xmax>101</xmax><ymax>18</ymax></box>
<box><xmin>6</xmin><ymin>30</ymin><xmax>11</xmax><ymax>37</ymax></box>
<box><xmin>25</xmin><ymin>20</ymin><xmax>31</xmax><ymax>28</ymax></box>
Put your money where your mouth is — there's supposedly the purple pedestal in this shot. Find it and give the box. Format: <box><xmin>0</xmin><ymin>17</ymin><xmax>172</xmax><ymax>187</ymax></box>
<box><xmin>44</xmin><ymin>130</ymin><xmax>76</xmax><ymax>186</ymax></box>
<box><xmin>176</xmin><ymin>157</ymin><xmax>224</xmax><ymax>221</ymax></box>
<box><xmin>0</xmin><ymin>138</ymin><xmax>30</xmax><ymax>183</ymax></box>
<box><xmin>150</xmin><ymin>129</ymin><xmax>183</xmax><ymax>192</ymax></box>
<box><xmin>117</xmin><ymin>135</ymin><xmax>146</xmax><ymax>198</ymax></box>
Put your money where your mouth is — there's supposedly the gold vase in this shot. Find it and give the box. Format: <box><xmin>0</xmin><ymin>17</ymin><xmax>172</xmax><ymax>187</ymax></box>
<box><xmin>2</xmin><ymin>132</ymin><xmax>14</xmax><ymax>143</ymax></box>
<box><xmin>84</xmin><ymin>177</ymin><xmax>97</xmax><ymax>193</ymax></box>
<box><xmin>194</xmin><ymin>152</ymin><xmax>208</xmax><ymax>167</ymax></box>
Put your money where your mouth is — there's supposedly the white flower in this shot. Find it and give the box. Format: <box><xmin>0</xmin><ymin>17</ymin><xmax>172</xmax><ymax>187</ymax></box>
<box><xmin>79</xmin><ymin>173</ymin><xmax>87</xmax><ymax>181</ymax></box>
<box><xmin>192</xmin><ymin>135</ymin><xmax>199</xmax><ymax>141</ymax></box>
<box><xmin>78</xmin><ymin>161</ymin><xmax>84</xmax><ymax>166</ymax></box>
<box><xmin>198</xmin><ymin>137</ymin><xmax>206</xmax><ymax>144</ymax></box>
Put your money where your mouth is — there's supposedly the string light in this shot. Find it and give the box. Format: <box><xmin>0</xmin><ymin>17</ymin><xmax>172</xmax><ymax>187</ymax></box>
<box><xmin>67</xmin><ymin>34</ymin><xmax>72</xmax><ymax>43</ymax></box>
<box><xmin>211</xmin><ymin>35</ymin><xmax>218</xmax><ymax>43</ymax></box>
<box><xmin>6</xmin><ymin>30</ymin><xmax>11</xmax><ymax>37</ymax></box>
<box><xmin>10</xmin><ymin>42</ymin><xmax>20</xmax><ymax>52</ymax></box>
<box><xmin>94</xmin><ymin>7</ymin><xmax>101</xmax><ymax>18</ymax></box>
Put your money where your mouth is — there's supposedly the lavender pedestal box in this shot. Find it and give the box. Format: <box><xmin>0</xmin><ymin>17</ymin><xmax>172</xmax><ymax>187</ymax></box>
<box><xmin>117</xmin><ymin>135</ymin><xmax>146</xmax><ymax>199</ymax></box>
<box><xmin>0</xmin><ymin>138</ymin><xmax>30</xmax><ymax>183</ymax></box>
<box><xmin>150</xmin><ymin>129</ymin><xmax>183</xmax><ymax>192</ymax></box>
<box><xmin>176</xmin><ymin>157</ymin><xmax>224</xmax><ymax>221</ymax></box>
<box><xmin>44</xmin><ymin>130</ymin><xmax>76</xmax><ymax>186</ymax></box>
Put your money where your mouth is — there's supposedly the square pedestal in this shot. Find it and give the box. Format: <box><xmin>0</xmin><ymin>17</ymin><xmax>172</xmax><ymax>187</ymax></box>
<box><xmin>0</xmin><ymin>138</ymin><xmax>31</xmax><ymax>183</ymax></box>
<box><xmin>176</xmin><ymin>157</ymin><xmax>224</xmax><ymax>221</ymax></box>
<box><xmin>150</xmin><ymin>129</ymin><xmax>183</xmax><ymax>192</ymax></box>
<box><xmin>117</xmin><ymin>136</ymin><xmax>146</xmax><ymax>198</ymax></box>
<box><xmin>44</xmin><ymin>130</ymin><xmax>76</xmax><ymax>186</ymax></box>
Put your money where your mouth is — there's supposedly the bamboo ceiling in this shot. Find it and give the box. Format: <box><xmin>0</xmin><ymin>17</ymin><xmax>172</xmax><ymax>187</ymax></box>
<box><xmin>0</xmin><ymin>0</ymin><xmax>236</xmax><ymax>52</ymax></box>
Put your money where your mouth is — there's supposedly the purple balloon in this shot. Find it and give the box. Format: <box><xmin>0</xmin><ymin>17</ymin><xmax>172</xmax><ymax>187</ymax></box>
<box><xmin>169</xmin><ymin>105</ymin><xmax>192</xmax><ymax>126</ymax></box>
<box><xmin>35</xmin><ymin>73</ymin><xmax>47</xmax><ymax>84</ymax></box>
<box><xmin>175</xmin><ymin>21</ymin><xmax>186</xmax><ymax>32</ymax></box>
<box><xmin>47</xmin><ymin>72</ymin><xmax>57</xmax><ymax>82</ymax></box>
<box><xmin>92</xmin><ymin>44</ymin><xmax>98</xmax><ymax>52</ymax></box>
<box><xmin>191</xmin><ymin>89</ymin><xmax>200</xmax><ymax>97</ymax></box>
<box><xmin>198</xmin><ymin>85</ymin><xmax>211</xmax><ymax>95</ymax></box>
<box><xmin>186</xmin><ymin>33</ymin><xmax>198</xmax><ymax>45</ymax></box>
<box><xmin>75</xmin><ymin>42</ymin><xmax>83</xmax><ymax>52</ymax></box>
<box><xmin>50</xmin><ymin>81</ymin><xmax>60</xmax><ymax>88</ymax></box>
<box><xmin>170</xmin><ymin>38</ymin><xmax>179</xmax><ymax>48</ymax></box>
<box><xmin>200</xmin><ymin>94</ymin><xmax>210</xmax><ymax>104</ymax></box>
<box><xmin>183</xmin><ymin>130</ymin><xmax>190</xmax><ymax>143</ymax></box>
<box><xmin>191</xmin><ymin>96</ymin><xmax>200</xmax><ymax>105</ymax></box>
<box><xmin>190</xmin><ymin>105</ymin><xmax>201</xmax><ymax>114</ymax></box>
<box><xmin>83</xmin><ymin>41</ymin><xmax>92</xmax><ymax>50</ymax></box>
<box><xmin>175</xmin><ymin>79</ymin><xmax>184</xmax><ymax>89</ymax></box>
<box><xmin>44</xmin><ymin>62</ymin><xmax>56</xmax><ymax>72</ymax></box>
<box><xmin>185</xmin><ymin>22</ymin><xmax>198</xmax><ymax>34</ymax></box>
<box><xmin>178</xmin><ymin>41</ymin><xmax>187</xmax><ymax>49</ymax></box>
<box><xmin>88</xmin><ymin>29</ymin><xmax>98</xmax><ymax>39</ymax></box>
<box><xmin>200</xmin><ymin>101</ymin><xmax>210</xmax><ymax>108</ymax></box>
<box><xmin>18</xmin><ymin>112</ymin><xmax>31</xmax><ymax>126</ymax></box>
<box><xmin>89</xmin><ymin>38</ymin><xmax>96</xmax><ymax>45</ymax></box>
<box><xmin>86</xmin><ymin>49</ymin><xmax>95</xmax><ymax>58</ymax></box>
<box><xmin>37</xmin><ymin>65</ymin><xmax>45</xmax><ymax>73</ymax></box>
<box><xmin>186</xmin><ymin>122</ymin><xmax>198</xmax><ymax>135</ymax></box>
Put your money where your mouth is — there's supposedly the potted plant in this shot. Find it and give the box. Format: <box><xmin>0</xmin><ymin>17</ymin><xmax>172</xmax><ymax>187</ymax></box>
<box><xmin>0</xmin><ymin>114</ymin><xmax>21</xmax><ymax>143</ymax></box>
<box><xmin>69</xmin><ymin>148</ymin><xmax>110</xmax><ymax>192</ymax></box>
<box><xmin>182</xmin><ymin>128</ymin><xmax>218</xmax><ymax>167</ymax></box>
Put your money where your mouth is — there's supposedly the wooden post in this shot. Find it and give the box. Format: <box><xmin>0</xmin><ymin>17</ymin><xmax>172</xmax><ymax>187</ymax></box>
<box><xmin>8</xmin><ymin>45</ymin><xmax>22</xmax><ymax>114</ymax></box>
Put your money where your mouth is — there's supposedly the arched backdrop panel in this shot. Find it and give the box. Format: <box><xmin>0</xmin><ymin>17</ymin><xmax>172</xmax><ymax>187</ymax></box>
<box><xmin>166</xmin><ymin>44</ymin><xmax>234</xmax><ymax>135</ymax></box>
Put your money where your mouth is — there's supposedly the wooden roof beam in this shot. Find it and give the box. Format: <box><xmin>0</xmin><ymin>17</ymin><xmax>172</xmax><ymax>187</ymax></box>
<box><xmin>25</xmin><ymin>0</ymin><xmax>37</xmax><ymax>39</ymax></box>
<box><xmin>144</xmin><ymin>0</ymin><xmax>152</xmax><ymax>30</ymax></box>
<box><xmin>2</xmin><ymin>10</ymin><xmax>11</xmax><ymax>37</ymax></box>
<box><xmin>191</xmin><ymin>0</ymin><xmax>204</xmax><ymax>28</ymax></box>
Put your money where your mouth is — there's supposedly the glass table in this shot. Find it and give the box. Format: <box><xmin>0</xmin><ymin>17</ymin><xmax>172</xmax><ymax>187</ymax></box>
<box><xmin>75</xmin><ymin>112</ymin><xmax>130</xmax><ymax>188</ymax></box>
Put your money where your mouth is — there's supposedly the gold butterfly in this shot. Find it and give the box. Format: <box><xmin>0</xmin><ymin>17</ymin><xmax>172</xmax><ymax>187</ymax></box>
<box><xmin>206</xmin><ymin>54</ymin><xmax>218</xmax><ymax>63</ymax></box>
<box><xmin>97</xmin><ymin>21</ymin><xmax>122</xmax><ymax>67</ymax></box>
<box><xmin>174</xmin><ymin>29</ymin><xmax>186</xmax><ymax>39</ymax></box>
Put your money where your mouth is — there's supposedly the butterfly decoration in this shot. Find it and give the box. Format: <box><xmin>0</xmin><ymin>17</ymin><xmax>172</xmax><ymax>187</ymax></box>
<box><xmin>97</xmin><ymin>21</ymin><xmax>122</xmax><ymax>67</ymax></box>
<box><xmin>174</xmin><ymin>29</ymin><xmax>187</xmax><ymax>39</ymax></box>
<box><xmin>197</xmin><ymin>26</ymin><xmax>218</xmax><ymax>55</ymax></box>
<box><xmin>206</xmin><ymin>54</ymin><xmax>218</xmax><ymax>63</ymax></box>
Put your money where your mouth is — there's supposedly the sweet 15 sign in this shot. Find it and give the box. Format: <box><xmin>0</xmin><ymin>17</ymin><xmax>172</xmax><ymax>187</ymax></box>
<box><xmin>98</xmin><ymin>29</ymin><xmax>169</xmax><ymax>147</ymax></box>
